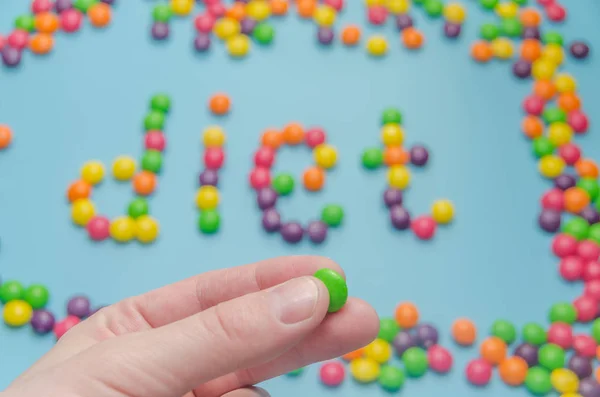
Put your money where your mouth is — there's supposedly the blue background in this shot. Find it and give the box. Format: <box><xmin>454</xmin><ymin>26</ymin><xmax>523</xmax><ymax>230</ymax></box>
<box><xmin>1</xmin><ymin>0</ymin><xmax>600</xmax><ymax>395</ymax></box>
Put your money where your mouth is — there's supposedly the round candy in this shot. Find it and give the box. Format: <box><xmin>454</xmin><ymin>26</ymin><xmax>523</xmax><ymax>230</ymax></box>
<box><xmin>254</xmin><ymin>147</ymin><xmax>275</xmax><ymax>168</ymax></box>
<box><xmin>443</xmin><ymin>2</ymin><xmax>466</xmax><ymax>23</ymax></box>
<box><xmin>112</xmin><ymin>156</ymin><xmax>136</xmax><ymax>181</ymax></box>
<box><xmin>204</xmin><ymin>147</ymin><xmax>225</xmax><ymax>169</ymax></box>
<box><xmin>402</xmin><ymin>27</ymin><xmax>424</xmax><ymax>49</ymax></box>
<box><xmin>350</xmin><ymin>358</ymin><xmax>380</xmax><ymax>383</ymax></box>
<box><xmin>388</xmin><ymin>165</ymin><xmax>411</xmax><ymax>189</ymax></box>
<box><xmin>402</xmin><ymin>347</ymin><xmax>428</xmax><ymax>377</ymax></box>
<box><xmin>368</xmin><ymin>6</ymin><xmax>388</xmax><ymax>25</ymax></box>
<box><xmin>573</xmin><ymin>335</ymin><xmax>597</xmax><ymax>358</ymax></box>
<box><xmin>67</xmin><ymin>180</ymin><xmax>92</xmax><ymax>203</ymax></box>
<box><xmin>362</xmin><ymin>147</ymin><xmax>384</xmax><ymax>169</ymax></box>
<box><xmin>410</xmin><ymin>145</ymin><xmax>429</xmax><ymax>166</ymax></box>
<box><xmin>522</xmin><ymin>323</ymin><xmax>547</xmax><ymax>346</ymax></box>
<box><xmin>411</xmin><ymin>216</ymin><xmax>436</xmax><ymax>240</ymax></box>
<box><xmin>282</xmin><ymin>122</ymin><xmax>304</xmax><ymax>145</ymax></box>
<box><xmin>261</xmin><ymin>208</ymin><xmax>281</xmax><ymax>233</ymax></box>
<box><xmin>54</xmin><ymin>315</ymin><xmax>80</xmax><ymax>339</ymax></box>
<box><xmin>444</xmin><ymin>22</ymin><xmax>462</xmax><ymax>38</ymax></box>
<box><xmin>88</xmin><ymin>3</ymin><xmax>111</xmax><ymax>27</ymax></box>
<box><xmin>499</xmin><ymin>356</ymin><xmax>528</xmax><ymax>386</ymax></box>
<box><xmin>491</xmin><ymin>319</ymin><xmax>517</xmax><ymax>345</ymax></box>
<box><xmin>305</xmin><ymin>127</ymin><xmax>326</xmax><ymax>148</ymax></box>
<box><xmin>193</xmin><ymin>33</ymin><xmax>211</xmax><ymax>51</ymax></box>
<box><xmin>170</xmin><ymin>0</ymin><xmax>193</xmax><ymax>16</ymax></box>
<box><xmin>552</xmin><ymin>234</ymin><xmax>579</xmax><ymax>258</ymax></box>
<box><xmin>208</xmin><ymin>94</ymin><xmax>230</xmax><ymax>115</ymax></box>
<box><xmin>365</xmin><ymin>339</ymin><xmax>392</xmax><ymax>364</ymax></box>
<box><xmin>491</xmin><ymin>38</ymin><xmax>514</xmax><ymax>59</ymax></box>
<box><xmin>281</xmin><ymin>222</ymin><xmax>304</xmax><ymax>243</ymax></box>
<box><xmin>30</xmin><ymin>309</ymin><xmax>55</xmax><ymax>334</ymax></box>
<box><xmin>307</xmin><ymin>221</ymin><xmax>328</xmax><ymax>244</ymax></box>
<box><xmin>452</xmin><ymin>318</ymin><xmax>477</xmax><ymax>346</ymax></box>
<box><xmin>579</xmin><ymin>377</ymin><xmax>600</xmax><ymax>397</ymax></box>
<box><xmin>226</xmin><ymin>34</ymin><xmax>251</xmax><ymax>57</ymax></box>
<box><xmin>539</xmin><ymin>209</ymin><xmax>561</xmax><ymax>233</ymax></box>
<box><xmin>67</xmin><ymin>295</ymin><xmax>91</xmax><ymax>318</ymax></box>
<box><xmin>551</xmin><ymin>368</ymin><xmax>579</xmax><ymax>393</ymax></box>
<box><xmin>195</xmin><ymin>185</ymin><xmax>220</xmax><ymax>210</ymax></box>
<box><xmin>395</xmin><ymin>302</ymin><xmax>419</xmax><ymax>329</ymax></box>
<box><xmin>381</xmin><ymin>124</ymin><xmax>404</xmax><ymax>146</ymax></box>
<box><xmin>71</xmin><ymin>199</ymin><xmax>96</xmax><ymax>226</ymax></box>
<box><xmin>382</xmin><ymin>108</ymin><xmax>402</xmax><ymax>125</ymax></box>
<box><xmin>431</xmin><ymin>199</ymin><xmax>454</xmax><ymax>224</ymax></box>
<box><xmin>246</xmin><ymin>0</ymin><xmax>271</xmax><ymax>20</ymax></box>
<box><xmin>341</xmin><ymin>25</ymin><xmax>361</xmax><ymax>46</ymax></box>
<box><xmin>81</xmin><ymin>160</ymin><xmax>105</xmax><ymax>185</ymax></box>
<box><xmin>3</xmin><ymin>300</ymin><xmax>33</xmax><ymax>327</ymax></box>
<box><xmin>145</xmin><ymin>131</ymin><xmax>166</xmax><ymax>152</ymax></box>
<box><xmin>366</xmin><ymin>35</ymin><xmax>388</xmax><ymax>56</ymax></box>
<box><xmin>480</xmin><ymin>336</ymin><xmax>507</xmax><ymax>365</ymax></box>
<box><xmin>539</xmin><ymin>343</ymin><xmax>566</xmax><ymax>370</ymax></box>
<box><xmin>471</xmin><ymin>41</ymin><xmax>494</xmax><ymax>62</ymax></box>
<box><xmin>86</xmin><ymin>215</ymin><xmax>110</xmax><ymax>241</ymax></box>
<box><xmin>414</xmin><ymin>323</ymin><xmax>439</xmax><ymax>348</ymax></box>
<box><xmin>144</xmin><ymin>111</ymin><xmax>165</xmax><ymax>131</ymax></box>
<box><xmin>303</xmin><ymin>166</ymin><xmax>325</xmax><ymax>192</ymax></box>
<box><xmin>250</xmin><ymin>167</ymin><xmax>271</xmax><ymax>190</ymax></box>
<box><xmin>548</xmin><ymin>322</ymin><xmax>573</xmax><ymax>349</ymax></box>
<box><xmin>203</xmin><ymin>126</ymin><xmax>226</xmax><ymax>148</ymax></box>
<box><xmin>321</xmin><ymin>204</ymin><xmax>344</xmax><ymax>227</ymax></box>
<box><xmin>257</xmin><ymin>187</ymin><xmax>277</xmax><ymax>210</ymax></box>
<box><xmin>428</xmin><ymin>345</ymin><xmax>453</xmax><ymax>373</ymax></box>
<box><xmin>153</xmin><ymin>5</ymin><xmax>172</xmax><ymax>23</ymax></box>
<box><xmin>198</xmin><ymin>209</ymin><xmax>220</xmax><ymax>233</ymax></box>
<box><xmin>549</xmin><ymin>302</ymin><xmax>577</xmax><ymax>324</ymax></box>
<box><xmin>539</xmin><ymin>155</ymin><xmax>565</xmax><ymax>178</ymax></box>
<box><xmin>390</xmin><ymin>205</ymin><xmax>411</xmax><ymax>230</ymax></box>
<box><xmin>272</xmin><ymin>173</ymin><xmax>295</xmax><ymax>196</ymax></box>
<box><xmin>515</xmin><ymin>343</ymin><xmax>540</xmax><ymax>367</ymax></box>
<box><xmin>562</xmin><ymin>217</ymin><xmax>590</xmax><ymax>241</ymax></box>
<box><xmin>313</xmin><ymin>268</ymin><xmax>348</xmax><ymax>313</ymax></box>
<box><xmin>393</xmin><ymin>330</ymin><xmax>417</xmax><ymax>357</ymax></box>
<box><xmin>466</xmin><ymin>358</ymin><xmax>492</xmax><ymax>386</ymax></box>
<box><xmin>525</xmin><ymin>367</ymin><xmax>552</xmax><ymax>395</ymax></box>
<box><xmin>0</xmin><ymin>281</ymin><xmax>24</xmax><ymax>303</ymax></box>
<box><xmin>0</xmin><ymin>125</ymin><xmax>13</xmax><ymax>149</ymax></box>
<box><xmin>378</xmin><ymin>365</ymin><xmax>405</xmax><ymax>391</ymax></box>
<box><xmin>568</xmin><ymin>111</ymin><xmax>589</xmax><ymax>134</ymax></box>
<box><xmin>378</xmin><ymin>318</ymin><xmax>400</xmax><ymax>342</ymax></box>
<box><xmin>570</xmin><ymin>41</ymin><xmax>590</xmax><ymax>59</ymax></box>
<box><xmin>314</xmin><ymin>144</ymin><xmax>338</xmax><ymax>169</ymax></box>
<box><xmin>319</xmin><ymin>361</ymin><xmax>345</xmax><ymax>387</ymax></box>
<box><xmin>574</xmin><ymin>295</ymin><xmax>597</xmax><ymax>322</ymax></box>
<box><xmin>24</xmin><ymin>284</ymin><xmax>49</xmax><ymax>310</ymax></box>
<box><xmin>110</xmin><ymin>216</ymin><xmax>136</xmax><ymax>242</ymax></box>
<box><xmin>314</xmin><ymin>5</ymin><xmax>336</xmax><ymax>26</ymax></box>
<box><xmin>136</xmin><ymin>216</ymin><xmax>159</xmax><ymax>243</ymax></box>
<box><xmin>253</xmin><ymin>23</ymin><xmax>275</xmax><ymax>45</ymax></box>
<box><xmin>384</xmin><ymin>188</ymin><xmax>403</xmax><ymax>207</ymax></box>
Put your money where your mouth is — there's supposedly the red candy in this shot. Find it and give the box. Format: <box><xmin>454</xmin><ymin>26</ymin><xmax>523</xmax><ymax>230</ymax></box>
<box><xmin>31</xmin><ymin>0</ymin><xmax>54</xmax><ymax>13</ymax></box>
<box><xmin>319</xmin><ymin>361</ymin><xmax>345</xmax><ymax>387</ymax></box>
<box><xmin>573</xmin><ymin>334</ymin><xmax>597</xmax><ymax>358</ymax></box>
<box><xmin>208</xmin><ymin>3</ymin><xmax>226</xmax><ymax>17</ymax></box>
<box><xmin>559</xmin><ymin>256</ymin><xmax>584</xmax><ymax>281</ymax></box>
<box><xmin>547</xmin><ymin>322</ymin><xmax>573</xmax><ymax>349</ymax></box>
<box><xmin>195</xmin><ymin>13</ymin><xmax>215</xmax><ymax>33</ymax></box>
<box><xmin>368</xmin><ymin>6</ymin><xmax>388</xmax><ymax>25</ymax></box>
<box><xmin>86</xmin><ymin>216</ymin><xmax>110</xmax><ymax>241</ymax></box>
<box><xmin>61</xmin><ymin>9</ymin><xmax>83</xmax><ymax>33</ymax></box>
<box><xmin>523</xmin><ymin>95</ymin><xmax>545</xmax><ymax>116</ymax></box>
<box><xmin>574</xmin><ymin>295</ymin><xmax>597</xmax><ymax>322</ymax></box>
<box><xmin>411</xmin><ymin>216</ymin><xmax>436</xmax><ymax>240</ymax></box>
<box><xmin>254</xmin><ymin>147</ymin><xmax>276</xmax><ymax>168</ymax></box>
<box><xmin>324</xmin><ymin>0</ymin><xmax>344</xmax><ymax>11</ymax></box>
<box><xmin>0</xmin><ymin>34</ymin><xmax>5</xmax><ymax>50</ymax></box>
<box><xmin>249</xmin><ymin>167</ymin><xmax>271</xmax><ymax>190</ymax></box>
<box><xmin>578</xmin><ymin>241</ymin><xmax>600</xmax><ymax>261</ymax></box>
<box><xmin>558</xmin><ymin>143</ymin><xmax>581</xmax><ymax>166</ymax></box>
<box><xmin>7</xmin><ymin>30</ymin><xmax>29</xmax><ymax>50</ymax></box>
<box><xmin>552</xmin><ymin>234</ymin><xmax>579</xmax><ymax>258</ymax></box>
<box><xmin>537</xmin><ymin>0</ymin><xmax>555</xmax><ymax>5</ymax></box>
<box><xmin>541</xmin><ymin>189</ymin><xmax>564</xmax><ymax>211</ymax></box>
<box><xmin>546</xmin><ymin>3</ymin><xmax>566</xmax><ymax>22</ymax></box>
<box><xmin>568</xmin><ymin>110</ymin><xmax>589</xmax><ymax>134</ymax></box>
<box><xmin>466</xmin><ymin>359</ymin><xmax>492</xmax><ymax>386</ymax></box>
<box><xmin>428</xmin><ymin>345</ymin><xmax>453</xmax><ymax>373</ymax></box>
<box><xmin>204</xmin><ymin>147</ymin><xmax>225</xmax><ymax>169</ymax></box>
<box><xmin>305</xmin><ymin>127</ymin><xmax>326</xmax><ymax>148</ymax></box>
<box><xmin>583</xmin><ymin>261</ymin><xmax>600</xmax><ymax>281</ymax></box>
<box><xmin>584</xmin><ymin>279</ymin><xmax>600</xmax><ymax>301</ymax></box>
<box><xmin>145</xmin><ymin>131</ymin><xmax>166</xmax><ymax>152</ymax></box>
<box><xmin>54</xmin><ymin>315</ymin><xmax>81</xmax><ymax>339</ymax></box>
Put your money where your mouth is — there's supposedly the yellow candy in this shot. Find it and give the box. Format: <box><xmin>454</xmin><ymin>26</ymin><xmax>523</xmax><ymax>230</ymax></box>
<box><xmin>431</xmin><ymin>199</ymin><xmax>454</xmax><ymax>224</ymax></box>
<box><xmin>561</xmin><ymin>394</ymin><xmax>583</xmax><ymax>397</ymax></box>
<box><xmin>246</xmin><ymin>0</ymin><xmax>271</xmax><ymax>21</ymax></box>
<box><xmin>203</xmin><ymin>126</ymin><xmax>226</xmax><ymax>148</ymax></box>
<box><xmin>3</xmin><ymin>300</ymin><xmax>33</xmax><ymax>327</ymax></box>
<box><xmin>110</xmin><ymin>216</ymin><xmax>136</xmax><ymax>243</ymax></box>
<box><xmin>81</xmin><ymin>160</ymin><xmax>105</xmax><ymax>185</ymax></box>
<box><xmin>313</xmin><ymin>144</ymin><xmax>338</xmax><ymax>169</ymax></box>
<box><xmin>381</xmin><ymin>124</ymin><xmax>404</xmax><ymax>146</ymax></box>
<box><xmin>538</xmin><ymin>155</ymin><xmax>565</xmax><ymax>179</ymax></box>
<box><xmin>542</xmin><ymin>44</ymin><xmax>564</xmax><ymax>65</ymax></box>
<box><xmin>196</xmin><ymin>185</ymin><xmax>220</xmax><ymax>210</ymax></box>
<box><xmin>443</xmin><ymin>2</ymin><xmax>466</xmax><ymax>24</ymax></box>
<box><xmin>170</xmin><ymin>0</ymin><xmax>194</xmax><ymax>16</ymax></box>
<box><xmin>366</xmin><ymin>0</ymin><xmax>385</xmax><ymax>5</ymax></box>
<box><xmin>532</xmin><ymin>58</ymin><xmax>556</xmax><ymax>80</ymax></box>
<box><xmin>548</xmin><ymin>122</ymin><xmax>573</xmax><ymax>147</ymax></box>
<box><xmin>227</xmin><ymin>34</ymin><xmax>251</xmax><ymax>57</ymax></box>
<box><xmin>314</xmin><ymin>5</ymin><xmax>336</xmax><ymax>27</ymax></box>
<box><xmin>495</xmin><ymin>2</ymin><xmax>518</xmax><ymax>18</ymax></box>
<box><xmin>136</xmin><ymin>215</ymin><xmax>160</xmax><ymax>244</ymax></box>
<box><xmin>388</xmin><ymin>165</ymin><xmax>411</xmax><ymax>189</ymax></box>
<box><xmin>364</xmin><ymin>339</ymin><xmax>392</xmax><ymax>364</ymax></box>
<box><xmin>386</xmin><ymin>0</ymin><xmax>411</xmax><ymax>14</ymax></box>
<box><xmin>71</xmin><ymin>198</ymin><xmax>96</xmax><ymax>226</ymax></box>
<box><xmin>554</xmin><ymin>73</ymin><xmax>577</xmax><ymax>93</ymax></box>
<box><xmin>367</xmin><ymin>35</ymin><xmax>388</xmax><ymax>57</ymax></box>
<box><xmin>491</xmin><ymin>38</ymin><xmax>514</xmax><ymax>60</ymax></box>
<box><xmin>350</xmin><ymin>358</ymin><xmax>381</xmax><ymax>383</ymax></box>
<box><xmin>214</xmin><ymin>17</ymin><xmax>241</xmax><ymax>41</ymax></box>
<box><xmin>112</xmin><ymin>156</ymin><xmax>136</xmax><ymax>181</ymax></box>
<box><xmin>551</xmin><ymin>369</ymin><xmax>579</xmax><ymax>394</ymax></box>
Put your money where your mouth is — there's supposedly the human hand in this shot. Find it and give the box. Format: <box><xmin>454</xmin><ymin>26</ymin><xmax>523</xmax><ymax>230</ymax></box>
<box><xmin>3</xmin><ymin>256</ymin><xmax>379</xmax><ymax>397</ymax></box>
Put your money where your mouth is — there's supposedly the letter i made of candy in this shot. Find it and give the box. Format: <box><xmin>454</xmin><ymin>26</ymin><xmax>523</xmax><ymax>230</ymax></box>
<box><xmin>196</xmin><ymin>125</ymin><xmax>226</xmax><ymax>234</ymax></box>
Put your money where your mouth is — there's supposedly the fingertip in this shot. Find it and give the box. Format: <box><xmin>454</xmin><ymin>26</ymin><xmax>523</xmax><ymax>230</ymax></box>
<box><xmin>327</xmin><ymin>297</ymin><xmax>380</xmax><ymax>350</ymax></box>
<box><xmin>222</xmin><ymin>386</ymin><xmax>271</xmax><ymax>397</ymax></box>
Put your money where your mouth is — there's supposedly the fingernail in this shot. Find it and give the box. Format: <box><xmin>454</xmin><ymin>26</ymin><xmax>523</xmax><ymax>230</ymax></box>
<box><xmin>271</xmin><ymin>277</ymin><xmax>319</xmax><ymax>325</ymax></box>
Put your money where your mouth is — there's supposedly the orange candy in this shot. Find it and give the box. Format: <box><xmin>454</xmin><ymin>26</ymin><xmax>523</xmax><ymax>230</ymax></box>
<box><xmin>133</xmin><ymin>171</ymin><xmax>157</xmax><ymax>196</ymax></box>
<box><xmin>0</xmin><ymin>125</ymin><xmax>13</xmax><ymax>149</ymax></box>
<box><xmin>297</xmin><ymin>0</ymin><xmax>317</xmax><ymax>18</ymax></box>
<box><xmin>575</xmin><ymin>159</ymin><xmax>599</xmax><ymax>178</ymax></box>
<box><xmin>480</xmin><ymin>336</ymin><xmax>507</xmax><ymax>365</ymax></box>
<box><xmin>402</xmin><ymin>27</ymin><xmax>424</xmax><ymax>49</ymax></box>
<box><xmin>67</xmin><ymin>180</ymin><xmax>92</xmax><ymax>202</ymax></box>
<box><xmin>29</xmin><ymin>33</ymin><xmax>54</xmax><ymax>55</ymax></box>
<box><xmin>303</xmin><ymin>166</ymin><xmax>325</xmax><ymax>191</ymax></box>
<box><xmin>498</xmin><ymin>356</ymin><xmax>528</xmax><ymax>386</ymax></box>
<box><xmin>270</xmin><ymin>0</ymin><xmax>289</xmax><ymax>15</ymax></box>
<box><xmin>341</xmin><ymin>25</ymin><xmax>361</xmax><ymax>46</ymax></box>
<box><xmin>283</xmin><ymin>122</ymin><xmax>305</xmax><ymax>145</ymax></box>
<box><xmin>261</xmin><ymin>129</ymin><xmax>284</xmax><ymax>149</ymax></box>
<box><xmin>521</xmin><ymin>116</ymin><xmax>544</xmax><ymax>139</ymax></box>
<box><xmin>519</xmin><ymin>8</ymin><xmax>541</xmax><ymax>27</ymax></box>
<box><xmin>471</xmin><ymin>41</ymin><xmax>493</xmax><ymax>63</ymax></box>
<box><xmin>451</xmin><ymin>318</ymin><xmax>477</xmax><ymax>346</ymax></box>
<box><xmin>342</xmin><ymin>347</ymin><xmax>365</xmax><ymax>361</ymax></box>
<box><xmin>209</xmin><ymin>93</ymin><xmax>231</xmax><ymax>116</ymax></box>
<box><xmin>557</xmin><ymin>92</ymin><xmax>581</xmax><ymax>112</ymax></box>
<box><xmin>564</xmin><ymin>187</ymin><xmax>590</xmax><ymax>213</ymax></box>
<box><xmin>34</xmin><ymin>12</ymin><xmax>59</xmax><ymax>34</ymax></box>
<box><xmin>384</xmin><ymin>146</ymin><xmax>409</xmax><ymax>166</ymax></box>
<box><xmin>394</xmin><ymin>302</ymin><xmax>419</xmax><ymax>329</ymax></box>
<box><xmin>88</xmin><ymin>3</ymin><xmax>111</xmax><ymax>28</ymax></box>
<box><xmin>533</xmin><ymin>80</ymin><xmax>556</xmax><ymax>101</ymax></box>
<box><xmin>520</xmin><ymin>39</ymin><xmax>542</xmax><ymax>62</ymax></box>
<box><xmin>596</xmin><ymin>366</ymin><xmax>600</xmax><ymax>383</ymax></box>
<box><xmin>226</xmin><ymin>2</ymin><xmax>246</xmax><ymax>20</ymax></box>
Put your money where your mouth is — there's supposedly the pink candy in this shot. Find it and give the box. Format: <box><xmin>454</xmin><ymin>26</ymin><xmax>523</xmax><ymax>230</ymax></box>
<box><xmin>573</xmin><ymin>334</ymin><xmax>597</xmax><ymax>358</ymax></box>
<box><xmin>523</xmin><ymin>95</ymin><xmax>545</xmax><ymax>116</ymax></box>
<box><xmin>574</xmin><ymin>295</ymin><xmax>597</xmax><ymax>323</ymax></box>
<box><xmin>254</xmin><ymin>147</ymin><xmax>276</xmax><ymax>168</ymax></box>
<box><xmin>145</xmin><ymin>131</ymin><xmax>166</xmax><ymax>152</ymax></box>
<box><xmin>541</xmin><ymin>189</ymin><xmax>564</xmax><ymax>211</ymax></box>
<box><xmin>249</xmin><ymin>167</ymin><xmax>271</xmax><ymax>190</ymax></box>
<box><xmin>368</xmin><ymin>6</ymin><xmax>388</xmax><ymax>25</ymax></box>
<box><xmin>547</xmin><ymin>322</ymin><xmax>573</xmax><ymax>349</ymax></box>
<box><xmin>466</xmin><ymin>359</ymin><xmax>492</xmax><ymax>386</ymax></box>
<box><xmin>194</xmin><ymin>13</ymin><xmax>215</xmax><ymax>33</ymax></box>
<box><xmin>319</xmin><ymin>361</ymin><xmax>345</xmax><ymax>387</ymax></box>
<box><xmin>428</xmin><ymin>345</ymin><xmax>453</xmax><ymax>373</ymax></box>
<box><xmin>568</xmin><ymin>110</ymin><xmax>589</xmax><ymax>134</ymax></box>
<box><xmin>411</xmin><ymin>215</ymin><xmax>436</xmax><ymax>240</ymax></box>
<box><xmin>324</xmin><ymin>0</ymin><xmax>344</xmax><ymax>11</ymax></box>
<box><xmin>86</xmin><ymin>216</ymin><xmax>110</xmax><ymax>241</ymax></box>
<box><xmin>583</xmin><ymin>261</ymin><xmax>600</xmax><ymax>281</ymax></box>
<box><xmin>60</xmin><ymin>9</ymin><xmax>83</xmax><ymax>33</ymax></box>
<box><xmin>578</xmin><ymin>240</ymin><xmax>600</xmax><ymax>261</ymax></box>
<box><xmin>7</xmin><ymin>30</ymin><xmax>29</xmax><ymax>50</ymax></box>
<box><xmin>552</xmin><ymin>234</ymin><xmax>579</xmax><ymax>258</ymax></box>
<box><xmin>559</xmin><ymin>256</ymin><xmax>584</xmax><ymax>281</ymax></box>
<box><xmin>558</xmin><ymin>143</ymin><xmax>582</xmax><ymax>165</ymax></box>
<box><xmin>546</xmin><ymin>3</ymin><xmax>566</xmax><ymax>22</ymax></box>
<box><xmin>305</xmin><ymin>127</ymin><xmax>326</xmax><ymax>148</ymax></box>
<box><xmin>31</xmin><ymin>0</ymin><xmax>54</xmax><ymax>13</ymax></box>
<box><xmin>54</xmin><ymin>315</ymin><xmax>81</xmax><ymax>339</ymax></box>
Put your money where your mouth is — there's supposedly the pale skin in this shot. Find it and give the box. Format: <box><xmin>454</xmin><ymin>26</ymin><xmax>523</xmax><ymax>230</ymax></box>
<box><xmin>2</xmin><ymin>256</ymin><xmax>379</xmax><ymax>397</ymax></box>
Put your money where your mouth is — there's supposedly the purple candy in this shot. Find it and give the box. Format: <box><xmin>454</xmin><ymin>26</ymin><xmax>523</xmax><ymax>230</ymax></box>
<box><xmin>393</xmin><ymin>330</ymin><xmax>417</xmax><ymax>357</ymax></box>
<box><xmin>570</xmin><ymin>41</ymin><xmax>590</xmax><ymax>60</ymax></box>
<box><xmin>100</xmin><ymin>0</ymin><xmax>115</xmax><ymax>4</ymax></box>
<box><xmin>410</xmin><ymin>145</ymin><xmax>429</xmax><ymax>166</ymax></box>
<box><xmin>443</xmin><ymin>22</ymin><xmax>461</xmax><ymax>38</ymax></box>
<box><xmin>151</xmin><ymin>22</ymin><xmax>170</xmax><ymax>40</ymax></box>
<box><xmin>30</xmin><ymin>310</ymin><xmax>56</xmax><ymax>335</ymax></box>
<box><xmin>569</xmin><ymin>355</ymin><xmax>593</xmax><ymax>379</ymax></box>
<box><xmin>554</xmin><ymin>174</ymin><xmax>577</xmax><ymax>191</ymax></box>
<box><xmin>580</xmin><ymin>377</ymin><xmax>600</xmax><ymax>397</ymax></box>
<box><xmin>1</xmin><ymin>47</ymin><xmax>22</xmax><ymax>67</ymax></box>
<box><xmin>513</xmin><ymin>59</ymin><xmax>532</xmax><ymax>79</ymax></box>
<box><xmin>538</xmin><ymin>209</ymin><xmax>561</xmax><ymax>232</ymax></box>
<box><xmin>67</xmin><ymin>296</ymin><xmax>91</xmax><ymax>318</ymax></box>
<box><xmin>281</xmin><ymin>222</ymin><xmax>303</xmax><ymax>244</ymax></box>
<box><xmin>383</xmin><ymin>188</ymin><xmax>403</xmax><ymax>207</ymax></box>
<box><xmin>522</xmin><ymin>26</ymin><xmax>541</xmax><ymax>40</ymax></box>
<box><xmin>194</xmin><ymin>33</ymin><xmax>211</xmax><ymax>52</ymax></box>
<box><xmin>240</xmin><ymin>18</ymin><xmax>257</xmax><ymax>35</ymax></box>
<box><xmin>580</xmin><ymin>207</ymin><xmax>600</xmax><ymax>225</ymax></box>
<box><xmin>307</xmin><ymin>221</ymin><xmax>328</xmax><ymax>244</ymax></box>
<box><xmin>199</xmin><ymin>169</ymin><xmax>219</xmax><ymax>186</ymax></box>
<box><xmin>414</xmin><ymin>323</ymin><xmax>439</xmax><ymax>349</ymax></box>
<box><xmin>396</xmin><ymin>14</ymin><xmax>413</xmax><ymax>30</ymax></box>
<box><xmin>317</xmin><ymin>27</ymin><xmax>334</xmax><ymax>45</ymax></box>
<box><xmin>55</xmin><ymin>0</ymin><xmax>73</xmax><ymax>12</ymax></box>
<box><xmin>262</xmin><ymin>208</ymin><xmax>281</xmax><ymax>233</ymax></box>
<box><xmin>390</xmin><ymin>205</ymin><xmax>411</xmax><ymax>230</ymax></box>
<box><xmin>257</xmin><ymin>187</ymin><xmax>278</xmax><ymax>210</ymax></box>
<box><xmin>514</xmin><ymin>343</ymin><xmax>538</xmax><ymax>367</ymax></box>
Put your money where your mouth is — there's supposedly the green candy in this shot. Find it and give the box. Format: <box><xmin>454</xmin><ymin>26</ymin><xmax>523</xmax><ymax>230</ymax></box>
<box><xmin>313</xmin><ymin>268</ymin><xmax>348</xmax><ymax>313</ymax></box>
<box><xmin>543</xmin><ymin>107</ymin><xmax>567</xmax><ymax>124</ymax></box>
<box><xmin>479</xmin><ymin>0</ymin><xmax>499</xmax><ymax>10</ymax></box>
<box><xmin>287</xmin><ymin>368</ymin><xmax>304</xmax><ymax>377</ymax></box>
<box><xmin>381</xmin><ymin>108</ymin><xmax>402</xmax><ymax>125</ymax></box>
<box><xmin>538</xmin><ymin>344</ymin><xmax>565</xmax><ymax>370</ymax></box>
<box><xmin>562</xmin><ymin>217</ymin><xmax>589</xmax><ymax>241</ymax></box>
<box><xmin>321</xmin><ymin>204</ymin><xmax>344</xmax><ymax>227</ymax></box>
<box><xmin>511</xmin><ymin>0</ymin><xmax>528</xmax><ymax>4</ymax></box>
<box><xmin>150</xmin><ymin>93</ymin><xmax>171</xmax><ymax>113</ymax></box>
<box><xmin>589</xmin><ymin>224</ymin><xmax>600</xmax><ymax>245</ymax></box>
<box><xmin>144</xmin><ymin>111</ymin><xmax>166</xmax><ymax>131</ymax></box>
<box><xmin>141</xmin><ymin>150</ymin><xmax>163</xmax><ymax>173</ymax></box>
<box><xmin>15</xmin><ymin>15</ymin><xmax>35</xmax><ymax>32</ymax></box>
<box><xmin>73</xmin><ymin>0</ymin><xmax>98</xmax><ymax>12</ymax></box>
<box><xmin>413</xmin><ymin>0</ymin><xmax>425</xmax><ymax>4</ymax></box>
<box><xmin>525</xmin><ymin>367</ymin><xmax>552</xmax><ymax>395</ymax></box>
<box><xmin>198</xmin><ymin>209</ymin><xmax>220</xmax><ymax>234</ymax></box>
<box><xmin>491</xmin><ymin>319</ymin><xmax>517</xmax><ymax>344</ymax></box>
<box><xmin>0</xmin><ymin>281</ymin><xmax>25</xmax><ymax>304</ymax></box>
<box><xmin>424</xmin><ymin>0</ymin><xmax>443</xmax><ymax>17</ymax></box>
<box><xmin>378</xmin><ymin>366</ymin><xmax>405</xmax><ymax>391</ymax></box>
<box><xmin>592</xmin><ymin>319</ymin><xmax>600</xmax><ymax>344</ymax></box>
<box><xmin>522</xmin><ymin>323</ymin><xmax>547</xmax><ymax>346</ymax></box>
<box><xmin>596</xmin><ymin>198</ymin><xmax>600</xmax><ymax>212</ymax></box>
<box><xmin>549</xmin><ymin>302</ymin><xmax>577</xmax><ymax>324</ymax></box>
<box><xmin>543</xmin><ymin>31</ymin><xmax>564</xmax><ymax>46</ymax></box>
<box><xmin>24</xmin><ymin>285</ymin><xmax>50</xmax><ymax>310</ymax></box>
<box><xmin>577</xmin><ymin>178</ymin><xmax>600</xmax><ymax>202</ymax></box>
<box><xmin>152</xmin><ymin>4</ymin><xmax>172</xmax><ymax>23</ymax></box>
<box><xmin>128</xmin><ymin>198</ymin><xmax>149</xmax><ymax>219</ymax></box>
<box><xmin>532</xmin><ymin>137</ymin><xmax>555</xmax><ymax>159</ymax></box>
<box><xmin>362</xmin><ymin>147</ymin><xmax>384</xmax><ymax>169</ymax></box>
<box><xmin>253</xmin><ymin>23</ymin><xmax>275</xmax><ymax>45</ymax></box>
<box><xmin>272</xmin><ymin>173</ymin><xmax>295</xmax><ymax>196</ymax></box>
<box><xmin>402</xmin><ymin>347</ymin><xmax>428</xmax><ymax>377</ymax></box>
<box><xmin>500</xmin><ymin>18</ymin><xmax>522</xmax><ymax>38</ymax></box>
<box><xmin>378</xmin><ymin>318</ymin><xmax>400</xmax><ymax>343</ymax></box>
<box><xmin>480</xmin><ymin>23</ymin><xmax>500</xmax><ymax>41</ymax></box>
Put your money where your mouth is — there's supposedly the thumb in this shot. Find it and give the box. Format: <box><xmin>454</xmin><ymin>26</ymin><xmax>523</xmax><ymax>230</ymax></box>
<box><xmin>77</xmin><ymin>277</ymin><xmax>329</xmax><ymax>397</ymax></box>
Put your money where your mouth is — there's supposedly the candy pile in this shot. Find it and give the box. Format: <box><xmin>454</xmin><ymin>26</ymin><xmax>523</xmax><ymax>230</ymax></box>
<box><xmin>1</xmin><ymin>0</ymin><xmax>114</xmax><ymax>68</ymax></box>
<box><xmin>0</xmin><ymin>125</ymin><xmax>13</xmax><ymax>150</ymax></box>
<box><xmin>250</xmin><ymin>123</ymin><xmax>344</xmax><ymax>244</ymax></box>
<box><xmin>67</xmin><ymin>94</ymin><xmax>168</xmax><ymax>243</ymax></box>
<box><xmin>361</xmin><ymin>108</ymin><xmax>454</xmax><ymax>240</ymax></box>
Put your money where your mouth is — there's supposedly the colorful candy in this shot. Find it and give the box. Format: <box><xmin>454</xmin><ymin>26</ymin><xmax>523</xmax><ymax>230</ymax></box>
<box><xmin>313</xmin><ymin>268</ymin><xmax>348</xmax><ymax>313</ymax></box>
